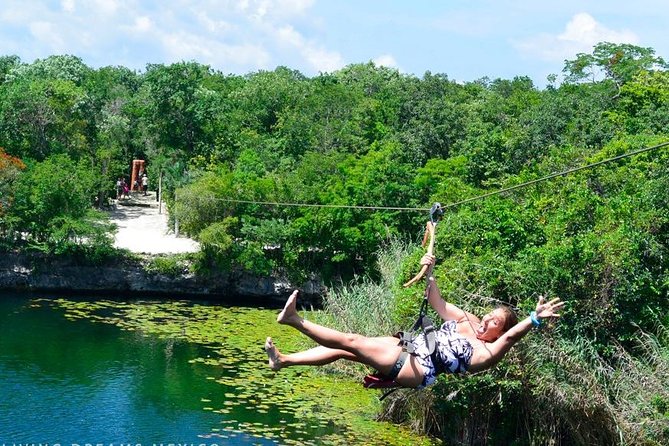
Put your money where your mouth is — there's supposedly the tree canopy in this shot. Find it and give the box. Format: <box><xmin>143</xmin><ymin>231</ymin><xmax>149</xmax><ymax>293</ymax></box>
<box><xmin>1</xmin><ymin>42</ymin><xmax>668</xmax><ymax>444</ymax></box>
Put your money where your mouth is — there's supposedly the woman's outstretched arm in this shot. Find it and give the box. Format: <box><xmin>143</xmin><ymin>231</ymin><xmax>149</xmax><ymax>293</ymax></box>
<box><xmin>474</xmin><ymin>296</ymin><xmax>564</xmax><ymax>370</ymax></box>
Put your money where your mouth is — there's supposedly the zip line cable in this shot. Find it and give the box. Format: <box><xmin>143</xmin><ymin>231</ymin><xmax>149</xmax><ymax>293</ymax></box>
<box><xmin>440</xmin><ymin>140</ymin><xmax>669</xmax><ymax>211</ymax></box>
<box><xmin>198</xmin><ymin>198</ymin><xmax>429</xmax><ymax>212</ymax></box>
<box><xmin>198</xmin><ymin>141</ymin><xmax>669</xmax><ymax>213</ymax></box>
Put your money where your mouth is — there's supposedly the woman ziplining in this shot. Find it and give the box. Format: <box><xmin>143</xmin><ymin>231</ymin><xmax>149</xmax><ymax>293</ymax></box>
<box><xmin>264</xmin><ymin>253</ymin><xmax>564</xmax><ymax>389</ymax></box>
<box><xmin>261</xmin><ymin>142</ymin><xmax>669</xmax><ymax>389</ymax></box>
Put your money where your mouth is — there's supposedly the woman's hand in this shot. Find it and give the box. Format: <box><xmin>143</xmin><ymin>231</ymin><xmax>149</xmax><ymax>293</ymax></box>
<box><xmin>535</xmin><ymin>295</ymin><xmax>564</xmax><ymax>321</ymax></box>
<box><xmin>420</xmin><ymin>253</ymin><xmax>436</xmax><ymax>267</ymax></box>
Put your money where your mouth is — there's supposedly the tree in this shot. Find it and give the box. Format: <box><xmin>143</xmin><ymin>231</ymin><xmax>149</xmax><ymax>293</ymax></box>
<box><xmin>4</xmin><ymin>54</ymin><xmax>91</xmax><ymax>84</ymax></box>
<box><xmin>0</xmin><ymin>55</ymin><xmax>21</xmax><ymax>83</ymax></box>
<box><xmin>10</xmin><ymin>154</ymin><xmax>113</xmax><ymax>253</ymax></box>
<box><xmin>563</xmin><ymin>42</ymin><xmax>668</xmax><ymax>95</ymax></box>
<box><xmin>0</xmin><ymin>148</ymin><xmax>25</xmax><ymax>224</ymax></box>
<box><xmin>0</xmin><ymin>149</ymin><xmax>25</xmax><ymax>246</ymax></box>
<box><xmin>83</xmin><ymin>66</ymin><xmax>141</xmax><ymax>207</ymax></box>
<box><xmin>614</xmin><ymin>70</ymin><xmax>669</xmax><ymax>134</ymax></box>
<box><xmin>0</xmin><ymin>75</ymin><xmax>90</xmax><ymax>160</ymax></box>
<box><xmin>0</xmin><ymin>78</ymin><xmax>56</xmax><ymax>159</ymax></box>
<box><xmin>140</xmin><ymin>61</ymin><xmax>225</xmax><ymax>161</ymax></box>
<box><xmin>275</xmin><ymin>73</ymin><xmax>358</xmax><ymax>157</ymax></box>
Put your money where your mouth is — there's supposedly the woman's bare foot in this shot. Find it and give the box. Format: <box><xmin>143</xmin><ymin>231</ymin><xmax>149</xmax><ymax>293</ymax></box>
<box><xmin>277</xmin><ymin>290</ymin><xmax>301</xmax><ymax>325</ymax></box>
<box><xmin>264</xmin><ymin>337</ymin><xmax>282</xmax><ymax>371</ymax></box>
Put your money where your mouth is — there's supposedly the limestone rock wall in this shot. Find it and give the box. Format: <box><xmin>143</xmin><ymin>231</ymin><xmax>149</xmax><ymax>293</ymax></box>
<box><xmin>0</xmin><ymin>253</ymin><xmax>324</xmax><ymax>303</ymax></box>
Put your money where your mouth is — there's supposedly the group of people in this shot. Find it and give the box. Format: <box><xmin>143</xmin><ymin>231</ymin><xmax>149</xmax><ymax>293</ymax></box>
<box><xmin>115</xmin><ymin>177</ymin><xmax>130</xmax><ymax>199</ymax></box>
<box><xmin>265</xmin><ymin>254</ymin><xmax>564</xmax><ymax>389</ymax></box>
<box><xmin>115</xmin><ymin>173</ymin><xmax>149</xmax><ymax>200</ymax></box>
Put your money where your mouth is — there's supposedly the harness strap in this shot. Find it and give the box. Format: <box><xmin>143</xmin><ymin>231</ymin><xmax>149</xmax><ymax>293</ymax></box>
<box><xmin>420</xmin><ymin>314</ymin><xmax>437</xmax><ymax>356</ymax></box>
<box><xmin>387</xmin><ymin>350</ymin><xmax>409</xmax><ymax>381</ymax></box>
<box><xmin>363</xmin><ymin>349</ymin><xmax>409</xmax><ymax>388</ymax></box>
<box><xmin>430</xmin><ymin>347</ymin><xmax>448</xmax><ymax>375</ymax></box>
<box><xmin>396</xmin><ymin>331</ymin><xmax>414</xmax><ymax>354</ymax></box>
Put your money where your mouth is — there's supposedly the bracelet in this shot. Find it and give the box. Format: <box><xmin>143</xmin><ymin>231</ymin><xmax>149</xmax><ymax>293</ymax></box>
<box><xmin>530</xmin><ymin>311</ymin><xmax>542</xmax><ymax>328</ymax></box>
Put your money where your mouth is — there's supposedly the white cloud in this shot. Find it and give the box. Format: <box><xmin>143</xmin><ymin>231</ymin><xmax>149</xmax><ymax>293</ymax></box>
<box><xmin>514</xmin><ymin>12</ymin><xmax>639</xmax><ymax>62</ymax></box>
<box><xmin>271</xmin><ymin>0</ymin><xmax>314</xmax><ymax>17</ymax></box>
<box><xmin>131</xmin><ymin>16</ymin><xmax>153</xmax><ymax>33</ymax></box>
<box><xmin>0</xmin><ymin>0</ymin><xmax>338</xmax><ymax>74</ymax></box>
<box><xmin>161</xmin><ymin>32</ymin><xmax>215</xmax><ymax>59</ymax></box>
<box><xmin>273</xmin><ymin>24</ymin><xmax>343</xmax><ymax>72</ymax></box>
<box><xmin>61</xmin><ymin>0</ymin><xmax>75</xmax><ymax>13</ymax></box>
<box><xmin>29</xmin><ymin>21</ymin><xmax>66</xmax><ymax>52</ymax></box>
<box><xmin>194</xmin><ymin>11</ymin><xmax>234</xmax><ymax>34</ymax></box>
<box><xmin>160</xmin><ymin>30</ymin><xmax>271</xmax><ymax>68</ymax></box>
<box><xmin>232</xmin><ymin>0</ymin><xmax>314</xmax><ymax>20</ymax></box>
<box><xmin>373</xmin><ymin>54</ymin><xmax>398</xmax><ymax>69</ymax></box>
<box><xmin>302</xmin><ymin>45</ymin><xmax>344</xmax><ymax>73</ymax></box>
<box><xmin>93</xmin><ymin>0</ymin><xmax>120</xmax><ymax>16</ymax></box>
<box><xmin>1</xmin><ymin>2</ymin><xmax>52</xmax><ymax>24</ymax></box>
<box><xmin>558</xmin><ymin>12</ymin><xmax>638</xmax><ymax>47</ymax></box>
<box><xmin>276</xmin><ymin>24</ymin><xmax>303</xmax><ymax>47</ymax></box>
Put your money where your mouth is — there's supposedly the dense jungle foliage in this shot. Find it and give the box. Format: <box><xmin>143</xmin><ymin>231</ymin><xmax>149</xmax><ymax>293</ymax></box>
<box><xmin>1</xmin><ymin>41</ymin><xmax>668</xmax><ymax>444</ymax></box>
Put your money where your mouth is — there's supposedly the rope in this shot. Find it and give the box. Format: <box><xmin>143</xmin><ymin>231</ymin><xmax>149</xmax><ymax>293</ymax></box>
<box><xmin>196</xmin><ymin>198</ymin><xmax>429</xmax><ymax>212</ymax></box>
<box><xmin>196</xmin><ymin>141</ymin><xmax>669</xmax><ymax>213</ymax></box>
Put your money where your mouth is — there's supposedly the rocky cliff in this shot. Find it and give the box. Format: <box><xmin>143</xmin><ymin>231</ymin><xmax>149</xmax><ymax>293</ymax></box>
<box><xmin>0</xmin><ymin>252</ymin><xmax>324</xmax><ymax>303</ymax></box>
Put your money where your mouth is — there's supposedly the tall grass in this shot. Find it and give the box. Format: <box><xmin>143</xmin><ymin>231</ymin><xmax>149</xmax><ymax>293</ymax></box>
<box><xmin>519</xmin><ymin>328</ymin><xmax>669</xmax><ymax>445</ymax></box>
<box><xmin>315</xmin><ymin>237</ymin><xmax>412</xmax><ymax>337</ymax></box>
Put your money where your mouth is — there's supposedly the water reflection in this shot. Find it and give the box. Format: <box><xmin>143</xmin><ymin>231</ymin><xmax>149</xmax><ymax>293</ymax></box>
<box><xmin>0</xmin><ymin>295</ymin><xmax>271</xmax><ymax>444</ymax></box>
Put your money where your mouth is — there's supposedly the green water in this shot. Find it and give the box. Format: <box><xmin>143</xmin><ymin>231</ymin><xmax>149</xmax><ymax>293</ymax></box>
<box><xmin>0</xmin><ymin>294</ymin><xmax>432</xmax><ymax>445</ymax></box>
<box><xmin>0</xmin><ymin>294</ymin><xmax>257</xmax><ymax>444</ymax></box>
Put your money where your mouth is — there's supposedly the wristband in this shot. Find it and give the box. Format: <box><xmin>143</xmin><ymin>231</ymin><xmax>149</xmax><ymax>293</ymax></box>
<box><xmin>530</xmin><ymin>311</ymin><xmax>542</xmax><ymax>328</ymax></box>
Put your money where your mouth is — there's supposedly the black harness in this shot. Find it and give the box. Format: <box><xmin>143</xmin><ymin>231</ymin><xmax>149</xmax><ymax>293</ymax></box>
<box><xmin>362</xmin><ymin>296</ymin><xmax>447</xmax><ymax>398</ymax></box>
<box><xmin>397</xmin><ymin>298</ymin><xmax>449</xmax><ymax>375</ymax></box>
<box><xmin>363</xmin><ymin>204</ymin><xmax>446</xmax><ymax>396</ymax></box>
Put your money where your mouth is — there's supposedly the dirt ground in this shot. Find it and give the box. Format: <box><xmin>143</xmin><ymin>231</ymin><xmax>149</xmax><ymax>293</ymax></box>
<box><xmin>108</xmin><ymin>191</ymin><xmax>200</xmax><ymax>255</ymax></box>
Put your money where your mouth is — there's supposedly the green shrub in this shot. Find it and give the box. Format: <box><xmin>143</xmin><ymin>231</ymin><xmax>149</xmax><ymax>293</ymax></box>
<box><xmin>144</xmin><ymin>254</ymin><xmax>193</xmax><ymax>277</ymax></box>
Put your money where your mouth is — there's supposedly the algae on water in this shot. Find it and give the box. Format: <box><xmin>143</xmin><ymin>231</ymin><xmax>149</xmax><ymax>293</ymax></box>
<box><xmin>37</xmin><ymin>298</ymin><xmax>438</xmax><ymax>446</ymax></box>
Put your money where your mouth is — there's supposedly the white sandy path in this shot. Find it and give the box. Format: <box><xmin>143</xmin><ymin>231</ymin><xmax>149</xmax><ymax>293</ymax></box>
<box><xmin>108</xmin><ymin>192</ymin><xmax>200</xmax><ymax>254</ymax></box>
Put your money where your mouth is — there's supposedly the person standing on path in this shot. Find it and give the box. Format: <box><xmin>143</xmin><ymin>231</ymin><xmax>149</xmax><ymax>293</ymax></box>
<box><xmin>116</xmin><ymin>177</ymin><xmax>123</xmax><ymax>200</ymax></box>
<box><xmin>122</xmin><ymin>178</ymin><xmax>130</xmax><ymax>199</ymax></box>
<box><xmin>142</xmin><ymin>173</ymin><xmax>148</xmax><ymax>196</ymax></box>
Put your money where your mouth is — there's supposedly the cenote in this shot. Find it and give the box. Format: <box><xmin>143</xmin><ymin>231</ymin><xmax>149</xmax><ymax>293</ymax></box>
<box><xmin>0</xmin><ymin>293</ymin><xmax>433</xmax><ymax>445</ymax></box>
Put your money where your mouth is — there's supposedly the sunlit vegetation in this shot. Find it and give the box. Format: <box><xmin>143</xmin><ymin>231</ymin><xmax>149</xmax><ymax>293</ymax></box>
<box><xmin>1</xmin><ymin>41</ymin><xmax>669</xmax><ymax>444</ymax></box>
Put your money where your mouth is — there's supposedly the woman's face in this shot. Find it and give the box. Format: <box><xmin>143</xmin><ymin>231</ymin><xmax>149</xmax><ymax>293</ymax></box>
<box><xmin>475</xmin><ymin>308</ymin><xmax>508</xmax><ymax>342</ymax></box>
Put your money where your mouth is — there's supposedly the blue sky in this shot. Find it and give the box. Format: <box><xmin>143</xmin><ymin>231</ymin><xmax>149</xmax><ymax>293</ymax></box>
<box><xmin>1</xmin><ymin>0</ymin><xmax>667</xmax><ymax>88</ymax></box>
